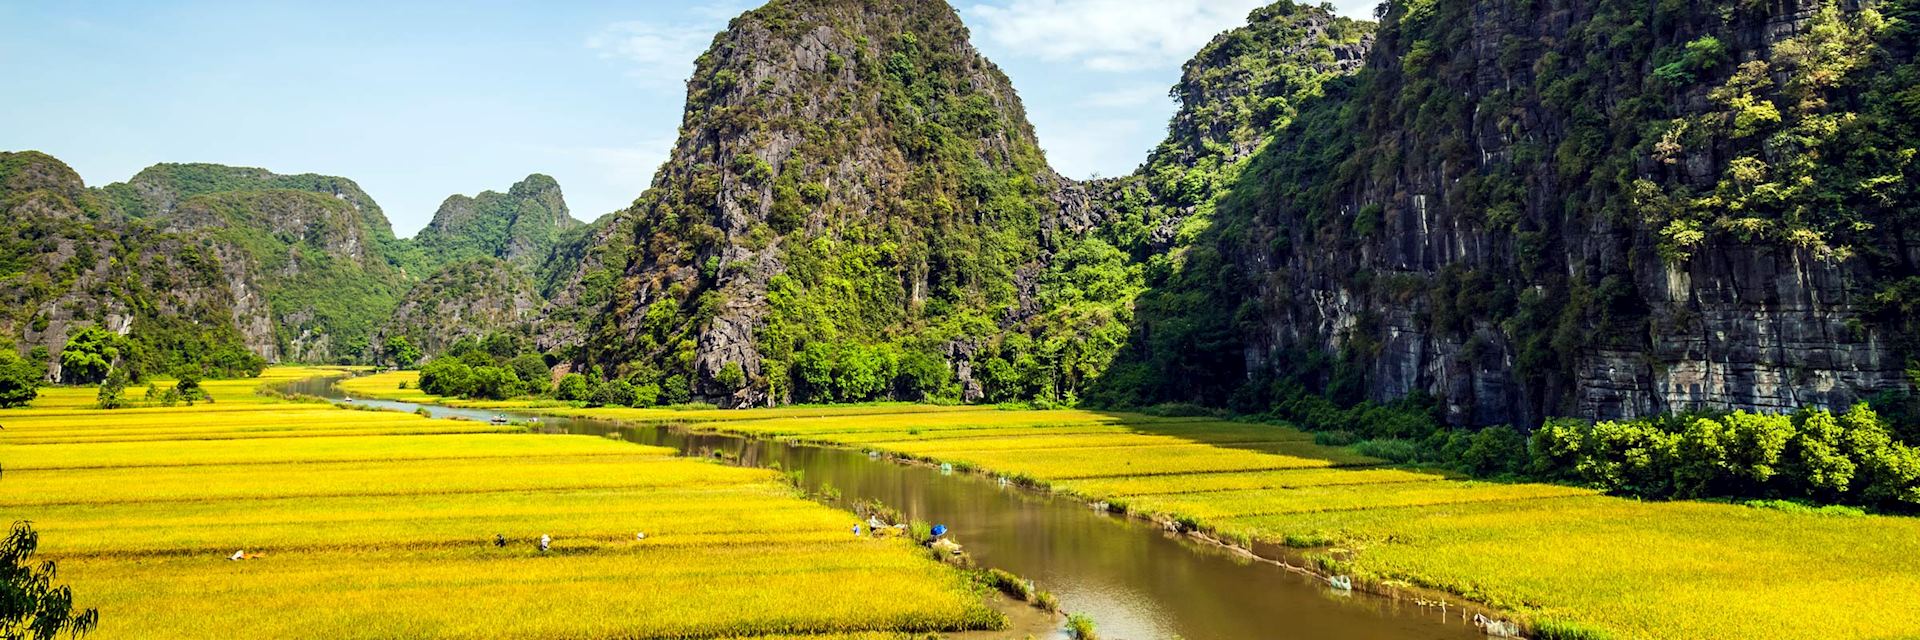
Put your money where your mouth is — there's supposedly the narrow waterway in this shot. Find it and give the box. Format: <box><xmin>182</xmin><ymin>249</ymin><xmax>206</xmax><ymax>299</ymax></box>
<box><xmin>287</xmin><ymin>378</ymin><xmax>1487</xmax><ymax>640</ymax></box>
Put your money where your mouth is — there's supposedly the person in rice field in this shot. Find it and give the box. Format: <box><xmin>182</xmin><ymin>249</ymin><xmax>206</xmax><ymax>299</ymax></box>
<box><xmin>494</xmin><ymin>533</ymin><xmax>505</xmax><ymax>547</ymax></box>
<box><xmin>539</xmin><ymin>534</ymin><xmax>551</xmax><ymax>552</ymax></box>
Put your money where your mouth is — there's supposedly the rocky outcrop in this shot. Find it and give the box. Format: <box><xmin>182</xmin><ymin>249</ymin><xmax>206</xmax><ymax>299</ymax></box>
<box><xmin>1136</xmin><ymin>0</ymin><xmax>1919</xmax><ymax>425</ymax></box>
<box><xmin>413</xmin><ymin>174</ymin><xmax>579</xmax><ymax>268</ymax></box>
<box><xmin>378</xmin><ymin>258</ymin><xmax>543</xmax><ymax>356</ymax></box>
<box><xmin>0</xmin><ymin>151</ymin><xmax>268</xmax><ymax>377</ymax></box>
<box><xmin>560</xmin><ymin>0</ymin><xmax>1065</xmax><ymax>407</ymax></box>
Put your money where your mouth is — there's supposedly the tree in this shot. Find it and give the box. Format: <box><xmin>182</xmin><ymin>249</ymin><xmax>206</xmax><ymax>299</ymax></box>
<box><xmin>58</xmin><ymin>327</ymin><xmax>123</xmax><ymax>385</ymax></box>
<box><xmin>418</xmin><ymin>360</ymin><xmax>474</xmax><ymax>397</ymax></box>
<box><xmin>383</xmin><ymin>336</ymin><xmax>422</xmax><ymax>369</ymax></box>
<box><xmin>0</xmin><ymin>352</ymin><xmax>43</xmax><ymax>408</ymax></box>
<box><xmin>553</xmin><ymin>373</ymin><xmax>589</xmax><ymax>401</ymax></box>
<box><xmin>93</xmin><ymin>368</ymin><xmax>128</xmax><ymax>410</ymax></box>
<box><xmin>174</xmin><ymin>374</ymin><xmax>210</xmax><ymax>406</ymax></box>
<box><xmin>588</xmin><ymin>380</ymin><xmax>638</xmax><ymax>407</ymax></box>
<box><xmin>632</xmin><ymin>383</ymin><xmax>662</xmax><ymax>407</ymax></box>
<box><xmin>1</xmin><ymin>521</ymin><xmax>98</xmax><ymax>640</ymax></box>
<box><xmin>507</xmin><ymin>355</ymin><xmax>549</xmax><ymax>394</ymax></box>
<box><xmin>468</xmin><ymin>366</ymin><xmax>520</xmax><ymax>400</ymax></box>
<box><xmin>896</xmin><ymin>350</ymin><xmax>952</xmax><ymax>400</ymax></box>
<box><xmin>660</xmin><ymin>374</ymin><xmax>691</xmax><ymax>406</ymax></box>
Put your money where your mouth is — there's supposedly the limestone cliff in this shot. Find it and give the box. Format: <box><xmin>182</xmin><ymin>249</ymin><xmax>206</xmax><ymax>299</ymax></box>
<box><xmin>377</xmin><ymin>258</ymin><xmax>543</xmax><ymax>357</ymax></box>
<box><xmin>104</xmin><ymin>164</ymin><xmax>412</xmax><ymax>362</ymax></box>
<box><xmin>412</xmin><ymin>174</ymin><xmax>579</xmax><ymax>268</ymax></box>
<box><xmin>0</xmin><ymin>152</ymin><xmax>266</xmax><ymax>378</ymax></box>
<box><xmin>554</xmin><ymin>0</ymin><xmax>1067</xmax><ymax>406</ymax></box>
<box><xmin>1113</xmin><ymin>0</ymin><xmax>1920</xmax><ymax>425</ymax></box>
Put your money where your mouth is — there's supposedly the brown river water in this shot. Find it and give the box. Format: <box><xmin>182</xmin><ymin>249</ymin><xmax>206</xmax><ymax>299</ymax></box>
<box><xmin>287</xmin><ymin>378</ymin><xmax>1489</xmax><ymax>640</ymax></box>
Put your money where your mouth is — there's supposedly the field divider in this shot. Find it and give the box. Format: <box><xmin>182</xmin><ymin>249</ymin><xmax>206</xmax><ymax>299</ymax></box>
<box><xmin>7</xmin><ymin>450</ymin><xmax>668</xmax><ymax>472</ymax></box>
<box><xmin>0</xmin><ymin>479</ymin><xmax>776</xmax><ymax>508</ymax></box>
<box><xmin>1049</xmin><ymin>461</ymin><xmax>1392</xmax><ymax>481</ymax></box>
<box><xmin>898</xmin><ymin>438</ymin><xmax>1323</xmax><ymax>455</ymax></box>
<box><xmin>1100</xmin><ymin>477</ymin><xmax>1446</xmax><ymax>497</ymax></box>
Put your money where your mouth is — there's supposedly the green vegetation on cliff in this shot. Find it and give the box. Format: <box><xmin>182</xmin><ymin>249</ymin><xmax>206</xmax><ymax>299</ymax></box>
<box><xmin>409</xmin><ymin>174</ymin><xmax>578</xmax><ymax>269</ymax></box>
<box><xmin>3</xmin><ymin>153</ymin><xmax>585</xmax><ymax>371</ymax></box>
<box><xmin>1099</xmin><ymin>0</ymin><xmax>1920</xmax><ymax>428</ymax></box>
<box><xmin>569</xmin><ymin>0</ymin><xmax>1065</xmax><ymax>406</ymax></box>
<box><xmin>0</xmin><ymin>152</ymin><xmax>268</xmax><ymax>379</ymax></box>
<box><xmin>562</xmin><ymin>0</ymin><xmax>1375</xmax><ymax>410</ymax></box>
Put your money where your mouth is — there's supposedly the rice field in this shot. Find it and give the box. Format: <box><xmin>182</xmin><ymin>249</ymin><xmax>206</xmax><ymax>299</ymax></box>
<box><xmin>360</xmin><ymin>369</ymin><xmax>1920</xmax><ymax>640</ymax></box>
<box><xmin>0</xmin><ymin>370</ymin><xmax>1001</xmax><ymax>639</ymax></box>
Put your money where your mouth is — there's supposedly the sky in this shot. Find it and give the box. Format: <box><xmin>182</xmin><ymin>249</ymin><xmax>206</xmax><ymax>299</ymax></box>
<box><xmin>0</xmin><ymin>0</ymin><xmax>1377</xmax><ymax>235</ymax></box>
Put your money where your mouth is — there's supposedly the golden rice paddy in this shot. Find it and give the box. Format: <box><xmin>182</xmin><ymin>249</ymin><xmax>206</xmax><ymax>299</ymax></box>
<box><xmin>0</xmin><ymin>369</ymin><xmax>1000</xmax><ymax>639</ymax></box>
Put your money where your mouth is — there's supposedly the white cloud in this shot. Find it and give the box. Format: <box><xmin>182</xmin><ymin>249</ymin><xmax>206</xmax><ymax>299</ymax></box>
<box><xmin>963</xmin><ymin>0</ymin><xmax>1269</xmax><ymax>72</ymax></box>
<box><xmin>586</xmin><ymin>3</ymin><xmax>755</xmax><ymax>89</ymax></box>
<box><xmin>585</xmin><ymin>21</ymin><xmax>715</xmax><ymax>86</ymax></box>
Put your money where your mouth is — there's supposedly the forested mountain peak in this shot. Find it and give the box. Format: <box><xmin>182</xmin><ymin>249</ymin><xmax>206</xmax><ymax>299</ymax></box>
<box><xmin>413</xmin><ymin>173</ymin><xmax>578</xmax><ymax>267</ymax></box>
<box><xmin>0</xmin><ymin>151</ymin><xmax>95</xmax><ymax>215</ymax></box>
<box><xmin>1</xmin><ymin>153</ymin><xmax>584</xmax><ymax>371</ymax></box>
<box><xmin>103</xmin><ymin>162</ymin><xmax>394</xmax><ymax>235</ymax></box>
<box><xmin>549</xmin><ymin>0</ymin><xmax>1067</xmax><ymax>407</ymax></box>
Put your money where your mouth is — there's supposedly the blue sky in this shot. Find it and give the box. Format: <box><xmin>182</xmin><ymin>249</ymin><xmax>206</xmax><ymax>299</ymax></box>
<box><xmin>0</xmin><ymin>0</ymin><xmax>1375</xmax><ymax>234</ymax></box>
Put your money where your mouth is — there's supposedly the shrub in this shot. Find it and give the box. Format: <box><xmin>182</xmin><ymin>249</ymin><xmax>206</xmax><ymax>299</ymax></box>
<box><xmin>1066</xmin><ymin>613</ymin><xmax>1098</xmax><ymax>640</ymax></box>
<box><xmin>1313</xmin><ymin>430</ymin><xmax>1360</xmax><ymax>446</ymax></box>
<box><xmin>981</xmin><ymin>568</ymin><xmax>1032</xmax><ymax>601</ymax></box>
<box><xmin>1534</xmin><ymin>404</ymin><xmax>1920</xmax><ymax>511</ymax></box>
<box><xmin>716</xmin><ymin>362</ymin><xmax>747</xmax><ymax>390</ymax></box>
<box><xmin>589</xmin><ymin>380</ymin><xmax>639</xmax><ymax>407</ymax></box>
<box><xmin>554</xmin><ymin>373</ymin><xmax>590</xmax><ymax>401</ymax></box>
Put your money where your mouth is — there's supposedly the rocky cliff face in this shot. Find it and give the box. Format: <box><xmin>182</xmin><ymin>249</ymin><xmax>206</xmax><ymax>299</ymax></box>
<box><xmin>1121</xmin><ymin>0</ymin><xmax>1920</xmax><ymax>425</ymax></box>
<box><xmin>0</xmin><ymin>152</ymin><xmax>266</xmax><ymax>378</ymax></box>
<box><xmin>559</xmin><ymin>0</ymin><xmax>1067</xmax><ymax>406</ymax></box>
<box><xmin>377</xmin><ymin>258</ymin><xmax>543</xmax><ymax>356</ymax></box>
<box><xmin>413</xmin><ymin>174</ymin><xmax>578</xmax><ymax>268</ymax></box>
<box><xmin>164</xmin><ymin>189</ymin><xmax>409</xmax><ymax>362</ymax></box>
<box><xmin>103</xmin><ymin>164</ymin><xmax>416</xmax><ymax>363</ymax></box>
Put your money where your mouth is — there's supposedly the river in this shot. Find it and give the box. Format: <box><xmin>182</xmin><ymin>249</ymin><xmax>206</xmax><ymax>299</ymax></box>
<box><xmin>285</xmin><ymin>377</ymin><xmax>1487</xmax><ymax>640</ymax></box>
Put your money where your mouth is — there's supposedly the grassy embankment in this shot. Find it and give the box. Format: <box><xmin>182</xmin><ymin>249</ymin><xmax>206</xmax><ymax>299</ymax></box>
<box><xmin>345</xmin><ymin>370</ymin><xmax>1920</xmax><ymax>640</ymax></box>
<box><xmin>0</xmin><ymin>367</ymin><xmax>1001</xmax><ymax>639</ymax></box>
